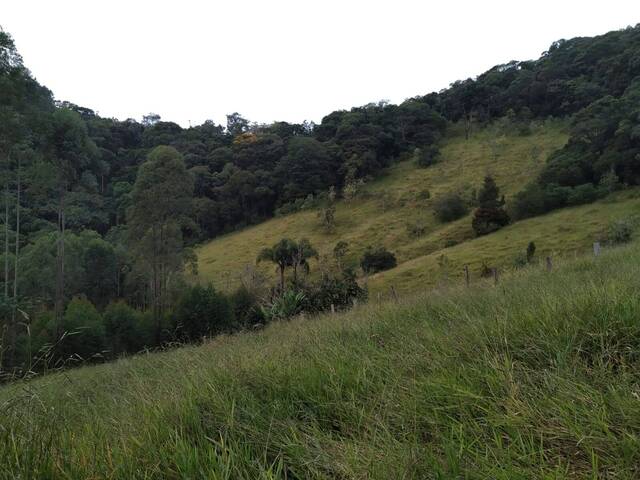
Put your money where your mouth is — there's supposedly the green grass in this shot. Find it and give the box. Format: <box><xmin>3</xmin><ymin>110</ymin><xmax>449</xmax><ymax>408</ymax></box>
<box><xmin>195</xmin><ymin>120</ymin><xmax>570</xmax><ymax>292</ymax></box>
<box><xmin>3</xmin><ymin>239</ymin><xmax>640</xmax><ymax>478</ymax></box>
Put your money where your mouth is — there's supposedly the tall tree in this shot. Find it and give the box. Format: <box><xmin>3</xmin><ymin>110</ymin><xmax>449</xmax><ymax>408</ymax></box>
<box><xmin>472</xmin><ymin>175</ymin><xmax>510</xmax><ymax>236</ymax></box>
<box><xmin>48</xmin><ymin>108</ymin><xmax>97</xmax><ymax>336</ymax></box>
<box><xmin>257</xmin><ymin>238</ymin><xmax>297</xmax><ymax>293</ymax></box>
<box><xmin>128</xmin><ymin>146</ymin><xmax>193</xmax><ymax>342</ymax></box>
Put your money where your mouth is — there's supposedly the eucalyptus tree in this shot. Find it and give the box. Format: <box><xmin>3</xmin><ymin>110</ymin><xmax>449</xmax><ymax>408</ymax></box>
<box><xmin>128</xmin><ymin>146</ymin><xmax>194</xmax><ymax>342</ymax></box>
<box><xmin>47</xmin><ymin>108</ymin><xmax>98</xmax><ymax>335</ymax></box>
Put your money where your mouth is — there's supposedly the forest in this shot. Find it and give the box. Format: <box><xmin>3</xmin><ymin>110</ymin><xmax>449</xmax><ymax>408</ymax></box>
<box><xmin>0</xmin><ymin>24</ymin><xmax>639</xmax><ymax>377</ymax></box>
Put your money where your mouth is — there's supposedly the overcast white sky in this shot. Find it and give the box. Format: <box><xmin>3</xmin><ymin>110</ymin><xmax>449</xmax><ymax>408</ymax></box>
<box><xmin>3</xmin><ymin>1</ymin><xmax>639</xmax><ymax>127</ymax></box>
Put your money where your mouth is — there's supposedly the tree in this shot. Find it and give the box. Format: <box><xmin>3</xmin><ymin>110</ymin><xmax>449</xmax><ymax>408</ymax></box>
<box><xmin>127</xmin><ymin>146</ymin><xmax>194</xmax><ymax>342</ymax></box>
<box><xmin>173</xmin><ymin>284</ymin><xmax>234</xmax><ymax>341</ymax></box>
<box><xmin>472</xmin><ymin>176</ymin><xmax>510</xmax><ymax>236</ymax></box>
<box><xmin>47</xmin><ymin>109</ymin><xmax>98</xmax><ymax>336</ymax></box>
<box><xmin>291</xmin><ymin>238</ymin><xmax>318</xmax><ymax>286</ymax></box>
<box><xmin>59</xmin><ymin>297</ymin><xmax>105</xmax><ymax>361</ymax></box>
<box><xmin>318</xmin><ymin>186</ymin><xmax>337</xmax><ymax>232</ymax></box>
<box><xmin>256</xmin><ymin>238</ymin><xmax>298</xmax><ymax>292</ymax></box>
<box><xmin>103</xmin><ymin>301</ymin><xmax>140</xmax><ymax>355</ymax></box>
<box><xmin>333</xmin><ymin>241</ymin><xmax>349</xmax><ymax>271</ymax></box>
<box><xmin>226</xmin><ymin>112</ymin><xmax>249</xmax><ymax>137</ymax></box>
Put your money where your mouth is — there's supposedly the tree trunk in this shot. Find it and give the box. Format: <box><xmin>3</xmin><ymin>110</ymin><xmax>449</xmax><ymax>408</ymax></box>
<box><xmin>9</xmin><ymin>156</ymin><xmax>21</xmax><ymax>366</ymax></box>
<box><xmin>54</xmin><ymin>185</ymin><xmax>66</xmax><ymax>339</ymax></box>
<box><xmin>4</xmin><ymin>176</ymin><xmax>9</xmax><ymax>299</ymax></box>
<box><xmin>2</xmin><ymin>152</ymin><xmax>14</xmax><ymax>366</ymax></box>
<box><xmin>279</xmin><ymin>265</ymin><xmax>285</xmax><ymax>293</ymax></box>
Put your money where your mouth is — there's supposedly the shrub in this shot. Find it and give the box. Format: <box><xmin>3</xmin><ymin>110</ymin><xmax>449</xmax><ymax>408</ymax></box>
<box><xmin>406</xmin><ymin>221</ymin><xmax>427</xmax><ymax>238</ymax></box>
<box><xmin>173</xmin><ymin>284</ymin><xmax>234</xmax><ymax>341</ymax></box>
<box><xmin>417</xmin><ymin>189</ymin><xmax>431</xmax><ymax>200</ymax></box>
<box><xmin>526</xmin><ymin>241</ymin><xmax>536</xmax><ymax>263</ymax></box>
<box><xmin>303</xmin><ymin>268</ymin><xmax>367</xmax><ymax>313</ymax></box>
<box><xmin>567</xmin><ymin>183</ymin><xmax>601</xmax><ymax>205</ymax></box>
<box><xmin>479</xmin><ymin>262</ymin><xmax>493</xmax><ymax>278</ymax></box>
<box><xmin>103</xmin><ymin>301</ymin><xmax>141</xmax><ymax>355</ymax></box>
<box><xmin>415</xmin><ymin>145</ymin><xmax>440</xmax><ymax>168</ymax></box>
<box><xmin>599</xmin><ymin>170</ymin><xmax>621</xmax><ymax>194</ymax></box>
<box><xmin>60</xmin><ymin>297</ymin><xmax>106</xmax><ymax>361</ymax></box>
<box><xmin>361</xmin><ymin>246</ymin><xmax>397</xmax><ymax>274</ymax></box>
<box><xmin>433</xmin><ymin>193</ymin><xmax>468</xmax><ymax>222</ymax></box>
<box><xmin>513</xmin><ymin>252</ymin><xmax>528</xmax><ymax>269</ymax></box>
<box><xmin>230</xmin><ymin>285</ymin><xmax>264</xmax><ymax>328</ymax></box>
<box><xmin>606</xmin><ymin>220</ymin><xmax>633</xmax><ymax>245</ymax></box>
<box><xmin>261</xmin><ymin>290</ymin><xmax>306</xmax><ymax>321</ymax></box>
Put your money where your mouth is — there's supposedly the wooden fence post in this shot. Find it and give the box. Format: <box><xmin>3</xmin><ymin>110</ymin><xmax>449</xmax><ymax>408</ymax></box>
<box><xmin>492</xmin><ymin>267</ymin><xmax>499</xmax><ymax>286</ymax></box>
<box><xmin>352</xmin><ymin>298</ymin><xmax>358</xmax><ymax>308</ymax></box>
<box><xmin>593</xmin><ymin>242</ymin><xmax>601</xmax><ymax>257</ymax></box>
<box><xmin>330</xmin><ymin>304</ymin><xmax>335</xmax><ymax>314</ymax></box>
<box><xmin>546</xmin><ymin>256</ymin><xmax>552</xmax><ymax>272</ymax></box>
<box><xmin>464</xmin><ymin>264</ymin><xmax>470</xmax><ymax>287</ymax></box>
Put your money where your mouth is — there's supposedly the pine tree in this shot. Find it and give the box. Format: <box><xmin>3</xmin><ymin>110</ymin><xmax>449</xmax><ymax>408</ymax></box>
<box><xmin>472</xmin><ymin>176</ymin><xmax>510</xmax><ymax>236</ymax></box>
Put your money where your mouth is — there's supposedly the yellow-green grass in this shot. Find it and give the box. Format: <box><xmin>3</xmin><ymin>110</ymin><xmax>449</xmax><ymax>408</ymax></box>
<box><xmin>368</xmin><ymin>190</ymin><xmax>640</xmax><ymax>296</ymax></box>
<box><xmin>2</xmin><ymin>240</ymin><xmax>640</xmax><ymax>478</ymax></box>
<box><xmin>196</xmin><ymin>121</ymin><xmax>570</xmax><ymax>291</ymax></box>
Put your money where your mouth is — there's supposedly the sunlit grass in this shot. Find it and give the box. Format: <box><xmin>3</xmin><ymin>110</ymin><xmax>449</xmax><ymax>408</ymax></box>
<box><xmin>2</xmin><ymin>239</ymin><xmax>640</xmax><ymax>478</ymax></box>
<box><xmin>195</xmin><ymin>121</ymin><xmax>570</xmax><ymax>292</ymax></box>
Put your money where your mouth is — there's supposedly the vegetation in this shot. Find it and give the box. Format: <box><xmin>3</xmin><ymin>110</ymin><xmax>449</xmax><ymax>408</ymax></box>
<box><xmin>1</xmin><ymin>22</ymin><xmax>640</xmax><ymax>387</ymax></box>
<box><xmin>472</xmin><ymin>175</ymin><xmax>510</xmax><ymax>235</ymax></box>
<box><xmin>433</xmin><ymin>192</ymin><xmax>468</xmax><ymax>222</ymax></box>
<box><xmin>360</xmin><ymin>246</ymin><xmax>397</xmax><ymax>274</ymax></box>
<box><xmin>2</xmin><ymin>241</ymin><xmax>640</xmax><ymax>477</ymax></box>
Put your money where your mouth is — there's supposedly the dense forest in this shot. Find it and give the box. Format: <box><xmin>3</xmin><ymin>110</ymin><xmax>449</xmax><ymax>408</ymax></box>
<box><xmin>0</xmin><ymin>24</ymin><xmax>639</xmax><ymax>376</ymax></box>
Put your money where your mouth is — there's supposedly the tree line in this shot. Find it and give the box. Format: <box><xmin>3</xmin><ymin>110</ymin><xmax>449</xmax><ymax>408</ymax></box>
<box><xmin>1</xmin><ymin>24</ymin><xmax>639</xmax><ymax>376</ymax></box>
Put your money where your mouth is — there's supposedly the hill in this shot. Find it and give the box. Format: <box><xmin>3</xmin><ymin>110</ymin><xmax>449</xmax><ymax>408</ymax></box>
<box><xmin>2</xmin><ymin>239</ymin><xmax>639</xmax><ymax>478</ymax></box>
<box><xmin>196</xmin><ymin>119</ymin><xmax>639</xmax><ymax>296</ymax></box>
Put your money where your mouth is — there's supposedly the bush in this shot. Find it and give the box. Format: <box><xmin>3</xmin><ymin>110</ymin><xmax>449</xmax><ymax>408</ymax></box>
<box><xmin>606</xmin><ymin>220</ymin><xmax>633</xmax><ymax>245</ymax></box>
<box><xmin>526</xmin><ymin>241</ymin><xmax>536</xmax><ymax>263</ymax></box>
<box><xmin>416</xmin><ymin>189</ymin><xmax>431</xmax><ymax>200</ymax></box>
<box><xmin>415</xmin><ymin>145</ymin><xmax>440</xmax><ymax>168</ymax></box>
<box><xmin>567</xmin><ymin>183</ymin><xmax>601</xmax><ymax>205</ymax></box>
<box><xmin>406</xmin><ymin>221</ymin><xmax>426</xmax><ymax>238</ymax></box>
<box><xmin>103</xmin><ymin>302</ymin><xmax>142</xmax><ymax>355</ymax></box>
<box><xmin>230</xmin><ymin>285</ymin><xmax>264</xmax><ymax>328</ymax></box>
<box><xmin>443</xmin><ymin>238</ymin><xmax>458</xmax><ymax>248</ymax></box>
<box><xmin>433</xmin><ymin>193</ymin><xmax>468</xmax><ymax>222</ymax></box>
<box><xmin>173</xmin><ymin>284</ymin><xmax>234</xmax><ymax>341</ymax></box>
<box><xmin>361</xmin><ymin>246</ymin><xmax>397</xmax><ymax>274</ymax></box>
<box><xmin>59</xmin><ymin>297</ymin><xmax>106</xmax><ymax>361</ymax></box>
<box><xmin>303</xmin><ymin>268</ymin><xmax>367</xmax><ymax>313</ymax></box>
<box><xmin>261</xmin><ymin>290</ymin><xmax>306</xmax><ymax>321</ymax></box>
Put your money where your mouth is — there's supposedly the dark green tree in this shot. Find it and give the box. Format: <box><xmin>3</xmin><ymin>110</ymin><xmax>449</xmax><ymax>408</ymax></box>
<box><xmin>128</xmin><ymin>146</ymin><xmax>194</xmax><ymax>342</ymax></box>
<box><xmin>472</xmin><ymin>176</ymin><xmax>510</xmax><ymax>236</ymax></box>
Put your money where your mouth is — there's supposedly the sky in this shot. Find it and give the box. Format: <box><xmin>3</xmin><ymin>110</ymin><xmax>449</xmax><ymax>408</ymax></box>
<box><xmin>2</xmin><ymin>0</ymin><xmax>640</xmax><ymax>128</ymax></box>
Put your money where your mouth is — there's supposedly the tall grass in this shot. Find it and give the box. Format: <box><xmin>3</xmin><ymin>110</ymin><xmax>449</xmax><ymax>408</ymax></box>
<box><xmin>1</xmin><ymin>241</ymin><xmax>640</xmax><ymax>478</ymax></box>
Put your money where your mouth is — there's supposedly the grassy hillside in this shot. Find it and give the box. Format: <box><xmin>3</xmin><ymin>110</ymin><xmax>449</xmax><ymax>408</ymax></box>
<box><xmin>196</xmin><ymin>120</ymin><xmax>575</xmax><ymax>293</ymax></box>
<box><xmin>2</xmin><ymin>240</ymin><xmax>640</xmax><ymax>478</ymax></box>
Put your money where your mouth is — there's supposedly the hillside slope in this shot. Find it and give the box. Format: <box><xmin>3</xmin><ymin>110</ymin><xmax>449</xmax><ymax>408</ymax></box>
<box><xmin>195</xmin><ymin>119</ymin><xmax>631</xmax><ymax>295</ymax></box>
<box><xmin>2</xmin><ymin>241</ymin><xmax>640</xmax><ymax>478</ymax></box>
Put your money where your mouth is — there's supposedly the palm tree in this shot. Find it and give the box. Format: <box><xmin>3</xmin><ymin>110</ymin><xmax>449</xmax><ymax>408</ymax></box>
<box><xmin>256</xmin><ymin>238</ymin><xmax>297</xmax><ymax>293</ymax></box>
<box><xmin>256</xmin><ymin>238</ymin><xmax>318</xmax><ymax>292</ymax></box>
<box><xmin>291</xmin><ymin>238</ymin><xmax>318</xmax><ymax>286</ymax></box>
